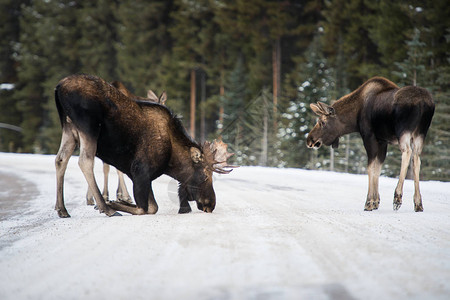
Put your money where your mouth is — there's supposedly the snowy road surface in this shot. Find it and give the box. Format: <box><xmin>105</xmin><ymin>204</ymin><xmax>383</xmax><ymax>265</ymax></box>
<box><xmin>0</xmin><ymin>153</ymin><xmax>449</xmax><ymax>300</ymax></box>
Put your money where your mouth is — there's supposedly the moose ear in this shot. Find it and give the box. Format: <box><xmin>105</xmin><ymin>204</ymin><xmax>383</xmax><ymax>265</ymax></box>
<box><xmin>190</xmin><ymin>147</ymin><xmax>203</xmax><ymax>163</ymax></box>
<box><xmin>310</xmin><ymin>103</ymin><xmax>324</xmax><ymax>116</ymax></box>
<box><xmin>158</xmin><ymin>91</ymin><xmax>167</xmax><ymax>105</ymax></box>
<box><xmin>147</xmin><ymin>89</ymin><xmax>158</xmax><ymax>101</ymax></box>
<box><xmin>316</xmin><ymin>102</ymin><xmax>336</xmax><ymax>116</ymax></box>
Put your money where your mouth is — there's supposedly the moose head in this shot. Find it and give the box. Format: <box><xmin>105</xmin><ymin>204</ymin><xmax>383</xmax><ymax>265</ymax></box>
<box><xmin>179</xmin><ymin>139</ymin><xmax>237</xmax><ymax>213</ymax></box>
<box><xmin>306</xmin><ymin>102</ymin><xmax>341</xmax><ymax>149</ymax></box>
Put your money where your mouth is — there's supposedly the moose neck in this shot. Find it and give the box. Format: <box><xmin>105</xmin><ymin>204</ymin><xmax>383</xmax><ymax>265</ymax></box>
<box><xmin>167</xmin><ymin>145</ymin><xmax>196</xmax><ymax>184</ymax></box>
<box><xmin>332</xmin><ymin>91</ymin><xmax>362</xmax><ymax>135</ymax></box>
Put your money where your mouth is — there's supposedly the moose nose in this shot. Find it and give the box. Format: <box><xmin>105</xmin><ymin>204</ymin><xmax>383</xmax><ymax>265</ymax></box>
<box><xmin>306</xmin><ymin>135</ymin><xmax>322</xmax><ymax>149</ymax></box>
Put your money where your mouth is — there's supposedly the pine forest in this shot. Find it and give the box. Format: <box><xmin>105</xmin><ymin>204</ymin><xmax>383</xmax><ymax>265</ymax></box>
<box><xmin>0</xmin><ymin>0</ymin><xmax>449</xmax><ymax>181</ymax></box>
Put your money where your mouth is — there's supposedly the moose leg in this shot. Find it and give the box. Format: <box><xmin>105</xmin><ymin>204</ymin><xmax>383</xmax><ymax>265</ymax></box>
<box><xmin>108</xmin><ymin>178</ymin><xmax>158</xmax><ymax>214</ymax></box>
<box><xmin>178</xmin><ymin>185</ymin><xmax>192</xmax><ymax>214</ymax></box>
<box><xmin>412</xmin><ymin>137</ymin><xmax>424</xmax><ymax>212</ymax></box>
<box><xmin>364</xmin><ymin>138</ymin><xmax>386</xmax><ymax>211</ymax></box>
<box><xmin>102</xmin><ymin>163</ymin><xmax>110</xmax><ymax>200</ymax></box>
<box><xmin>365</xmin><ymin>159</ymin><xmax>382</xmax><ymax>211</ymax></box>
<box><xmin>86</xmin><ymin>162</ymin><xmax>109</xmax><ymax>205</ymax></box>
<box><xmin>78</xmin><ymin>133</ymin><xmax>120</xmax><ymax>217</ymax></box>
<box><xmin>55</xmin><ymin>127</ymin><xmax>77</xmax><ymax>218</ymax></box>
<box><xmin>394</xmin><ymin>134</ymin><xmax>412</xmax><ymax>211</ymax></box>
<box><xmin>146</xmin><ymin>184</ymin><xmax>159</xmax><ymax>214</ymax></box>
<box><xmin>86</xmin><ymin>187</ymin><xmax>94</xmax><ymax>206</ymax></box>
<box><xmin>116</xmin><ymin>170</ymin><xmax>133</xmax><ymax>204</ymax></box>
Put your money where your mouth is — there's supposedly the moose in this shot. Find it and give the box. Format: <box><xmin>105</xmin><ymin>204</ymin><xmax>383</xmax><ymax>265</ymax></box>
<box><xmin>306</xmin><ymin>77</ymin><xmax>434</xmax><ymax>212</ymax></box>
<box><xmin>85</xmin><ymin>80</ymin><xmax>167</xmax><ymax>205</ymax></box>
<box><xmin>54</xmin><ymin>74</ymin><xmax>235</xmax><ymax>218</ymax></box>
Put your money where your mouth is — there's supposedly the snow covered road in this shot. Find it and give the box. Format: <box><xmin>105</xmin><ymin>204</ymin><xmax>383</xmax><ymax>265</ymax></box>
<box><xmin>0</xmin><ymin>153</ymin><xmax>449</xmax><ymax>300</ymax></box>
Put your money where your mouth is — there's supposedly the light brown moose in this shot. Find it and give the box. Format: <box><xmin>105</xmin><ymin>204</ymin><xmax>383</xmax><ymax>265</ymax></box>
<box><xmin>306</xmin><ymin>77</ymin><xmax>434</xmax><ymax>212</ymax></box>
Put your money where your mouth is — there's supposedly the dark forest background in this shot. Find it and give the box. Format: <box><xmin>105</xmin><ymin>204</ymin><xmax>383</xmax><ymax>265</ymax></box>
<box><xmin>0</xmin><ymin>0</ymin><xmax>448</xmax><ymax>180</ymax></box>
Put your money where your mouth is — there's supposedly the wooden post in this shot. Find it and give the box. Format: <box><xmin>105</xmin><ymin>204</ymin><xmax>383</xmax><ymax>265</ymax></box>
<box><xmin>190</xmin><ymin>69</ymin><xmax>196</xmax><ymax>138</ymax></box>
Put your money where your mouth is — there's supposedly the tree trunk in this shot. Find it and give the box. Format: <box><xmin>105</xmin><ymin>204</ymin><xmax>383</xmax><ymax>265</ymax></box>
<box><xmin>272</xmin><ymin>38</ymin><xmax>281</xmax><ymax>132</ymax></box>
<box><xmin>218</xmin><ymin>70</ymin><xmax>225</xmax><ymax>135</ymax></box>
<box><xmin>345</xmin><ymin>135</ymin><xmax>350</xmax><ymax>173</ymax></box>
<box><xmin>190</xmin><ymin>69</ymin><xmax>196</xmax><ymax>138</ymax></box>
<box><xmin>260</xmin><ymin>95</ymin><xmax>268</xmax><ymax>166</ymax></box>
<box><xmin>200</xmin><ymin>69</ymin><xmax>206</xmax><ymax>143</ymax></box>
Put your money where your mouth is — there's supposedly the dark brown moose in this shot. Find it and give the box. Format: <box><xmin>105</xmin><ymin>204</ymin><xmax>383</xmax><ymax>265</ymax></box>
<box><xmin>306</xmin><ymin>77</ymin><xmax>434</xmax><ymax>212</ymax></box>
<box><xmin>85</xmin><ymin>80</ymin><xmax>167</xmax><ymax>205</ymax></box>
<box><xmin>54</xmin><ymin>74</ymin><xmax>235</xmax><ymax>218</ymax></box>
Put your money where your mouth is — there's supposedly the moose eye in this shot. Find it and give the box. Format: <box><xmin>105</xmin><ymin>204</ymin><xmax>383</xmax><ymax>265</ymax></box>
<box><xmin>319</xmin><ymin>120</ymin><xmax>326</xmax><ymax>127</ymax></box>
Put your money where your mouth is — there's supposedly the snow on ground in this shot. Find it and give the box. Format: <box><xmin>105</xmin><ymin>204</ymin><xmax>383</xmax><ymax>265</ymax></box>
<box><xmin>0</xmin><ymin>152</ymin><xmax>449</xmax><ymax>300</ymax></box>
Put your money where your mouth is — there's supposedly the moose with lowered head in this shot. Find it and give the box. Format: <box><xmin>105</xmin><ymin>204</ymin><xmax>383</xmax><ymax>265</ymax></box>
<box><xmin>54</xmin><ymin>74</ymin><xmax>235</xmax><ymax>218</ymax></box>
<box><xmin>306</xmin><ymin>77</ymin><xmax>434</xmax><ymax>212</ymax></box>
<box><xmin>85</xmin><ymin>80</ymin><xmax>167</xmax><ymax>206</ymax></box>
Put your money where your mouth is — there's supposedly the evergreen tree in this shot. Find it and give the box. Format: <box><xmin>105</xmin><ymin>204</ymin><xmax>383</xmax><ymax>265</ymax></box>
<box><xmin>0</xmin><ymin>0</ymin><xmax>28</xmax><ymax>152</ymax></box>
<box><xmin>280</xmin><ymin>33</ymin><xmax>335</xmax><ymax>169</ymax></box>
<box><xmin>14</xmin><ymin>1</ymin><xmax>50</xmax><ymax>152</ymax></box>
<box><xmin>393</xmin><ymin>28</ymin><xmax>432</xmax><ymax>86</ymax></box>
<box><xmin>419</xmin><ymin>29</ymin><xmax>450</xmax><ymax>181</ymax></box>
<box><xmin>322</xmin><ymin>0</ymin><xmax>382</xmax><ymax>88</ymax></box>
<box><xmin>364</xmin><ymin>0</ymin><xmax>410</xmax><ymax>72</ymax></box>
<box><xmin>221</xmin><ymin>57</ymin><xmax>250</xmax><ymax>163</ymax></box>
<box><xmin>115</xmin><ymin>0</ymin><xmax>174</xmax><ymax>100</ymax></box>
<box><xmin>78</xmin><ymin>0</ymin><xmax>118</xmax><ymax>80</ymax></box>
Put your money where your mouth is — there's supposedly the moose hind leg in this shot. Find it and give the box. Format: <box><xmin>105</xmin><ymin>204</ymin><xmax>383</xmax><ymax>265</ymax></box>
<box><xmin>394</xmin><ymin>134</ymin><xmax>412</xmax><ymax>211</ymax></box>
<box><xmin>55</xmin><ymin>127</ymin><xmax>77</xmax><ymax>218</ymax></box>
<box><xmin>412</xmin><ymin>137</ymin><xmax>424</xmax><ymax>212</ymax></box>
<box><xmin>78</xmin><ymin>133</ymin><xmax>120</xmax><ymax>217</ymax></box>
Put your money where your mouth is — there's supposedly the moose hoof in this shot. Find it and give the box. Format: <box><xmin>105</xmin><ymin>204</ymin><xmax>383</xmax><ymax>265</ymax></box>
<box><xmin>364</xmin><ymin>200</ymin><xmax>378</xmax><ymax>211</ymax></box>
<box><xmin>393</xmin><ymin>193</ymin><xmax>402</xmax><ymax>211</ymax></box>
<box><xmin>118</xmin><ymin>197</ymin><xmax>133</xmax><ymax>205</ymax></box>
<box><xmin>178</xmin><ymin>206</ymin><xmax>192</xmax><ymax>214</ymax></box>
<box><xmin>117</xmin><ymin>194</ymin><xmax>133</xmax><ymax>204</ymax></box>
<box><xmin>414</xmin><ymin>204</ymin><xmax>423</xmax><ymax>212</ymax></box>
<box><xmin>56</xmin><ymin>209</ymin><xmax>71</xmax><ymax>218</ymax></box>
<box><xmin>109</xmin><ymin>211</ymin><xmax>122</xmax><ymax>217</ymax></box>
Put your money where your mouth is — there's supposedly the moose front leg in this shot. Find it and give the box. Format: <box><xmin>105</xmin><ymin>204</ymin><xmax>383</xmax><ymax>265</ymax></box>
<box><xmin>108</xmin><ymin>181</ymin><xmax>158</xmax><ymax>214</ymax></box>
<box><xmin>178</xmin><ymin>185</ymin><xmax>192</xmax><ymax>214</ymax></box>
<box><xmin>365</xmin><ymin>158</ymin><xmax>382</xmax><ymax>211</ymax></box>
<box><xmin>363</xmin><ymin>138</ymin><xmax>386</xmax><ymax>211</ymax></box>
